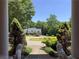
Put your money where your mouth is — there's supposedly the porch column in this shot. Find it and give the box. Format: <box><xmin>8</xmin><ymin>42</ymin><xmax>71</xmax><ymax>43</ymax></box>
<box><xmin>72</xmin><ymin>0</ymin><xmax>79</xmax><ymax>59</ymax></box>
<box><xmin>0</xmin><ymin>0</ymin><xmax>8</xmax><ymax>59</ymax></box>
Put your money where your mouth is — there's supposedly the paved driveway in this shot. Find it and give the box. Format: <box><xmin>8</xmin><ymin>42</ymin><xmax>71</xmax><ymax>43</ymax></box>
<box><xmin>27</xmin><ymin>40</ymin><xmax>46</xmax><ymax>54</ymax></box>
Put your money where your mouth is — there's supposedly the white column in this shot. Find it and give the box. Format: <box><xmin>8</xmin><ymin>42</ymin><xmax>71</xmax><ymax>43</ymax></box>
<box><xmin>0</xmin><ymin>0</ymin><xmax>8</xmax><ymax>59</ymax></box>
<box><xmin>72</xmin><ymin>0</ymin><xmax>79</xmax><ymax>59</ymax></box>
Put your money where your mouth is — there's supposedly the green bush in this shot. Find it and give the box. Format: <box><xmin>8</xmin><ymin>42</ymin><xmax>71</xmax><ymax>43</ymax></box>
<box><xmin>42</xmin><ymin>37</ymin><xmax>57</xmax><ymax>47</ymax></box>
<box><xmin>42</xmin><ymin>47</ymin><xmax>53</xmax><ymax>53</ymax></box>
<box><xmin>51</xmin><ymin>35</ymin><xmax>55</xmax><ymax>37</ymax></box>
<box><xmin>9</xmin><ymin>46</ymin><xmax>32</xmax><ymax>56</ymax></box>
<box><xmin>9</xmin><ymin>18</ymin><xmax>27</xmax><ymax>55</ymax></box>
<box><xmin>42</xmin><ymin>47</ymin><xmax>58</xmax><ymax>57</ymax></box>
<box><xmin>42</xmin><ymin>37</ymin><xmax>57</xmax><ymax>51</ymax></box>
<box><xmin>9</xmin><ymin>18</ymin><xmax>24</xmax><ymax>45</ymax></box>
<box><xmin>22</xmin><ymin>46</ymin><xmax>32</xmax><ymax>56</ymax></box>
<box><xmin>9</xmin><ymin>47</ymin><xmax>13</xmax><ymax>56</ymax></box>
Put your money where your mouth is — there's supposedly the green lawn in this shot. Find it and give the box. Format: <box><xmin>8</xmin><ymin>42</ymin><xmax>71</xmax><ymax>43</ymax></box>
<box><xmin>25</xmin><ymin>35</ymin><xmax>57</xmax><ymax>41</ymax></box>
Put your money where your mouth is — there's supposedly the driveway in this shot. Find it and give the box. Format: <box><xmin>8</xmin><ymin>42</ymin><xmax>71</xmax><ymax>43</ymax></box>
<box><xmin>27</xmin><ymin>40</ymin><xmax>47</xmax><ymax>54</ymax></box>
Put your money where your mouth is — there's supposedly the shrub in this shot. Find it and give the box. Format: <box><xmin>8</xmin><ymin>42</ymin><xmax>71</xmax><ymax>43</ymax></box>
<box><xmin>42</xmin><ymin>47</ymin><xmax>53</xmax><ymax>53</ymax></box>
<box><xmin>9</xmin><ymin>46</ymin><xmax>32</xmax><ymax>56</ymax></box>
<box><xmin>42</xmin><ymin>47</ymin><xmax>58</xmax><ymax>57</ymax></box>
<box><xmin>10</xmin><ymin>18</ymin><xmax>23</xmax><ymax>32</ymax></box>
<box><xmin>42</xmin><ymin>37</ymin><xmax>57</xmax><ymax>47</ymax></box>
<box><xmin>51</xmin><ymin>35</ymin><xmax>55</xmax><ymax>37</ymax></box>
<box><xmin>22</xmin><ymin>46</ymin><xmax>32</xmax><ymax>56</ymax></box>
<box><xmin>42</xmin><ymin>37</ymin><xmax>57</xmax><ymax>51</ymax></box>
<box><xmin>9</xmin><ymin>18</ymin><xmax>27</xmax><ymax>55</ymax></box>
<box><xmin>51</xmin><ymin>42</ymin><xmax>57</xmax><ymax>51</ymax></box>
<box><xmin>9</xmin><ymin>47</ymin><xmax>13</xmax><ymax>56</ymax></box>
<box><xmin>9</xmin><ymin>18</ymin><xmax>24</xmax><ymax>44</ymax></box>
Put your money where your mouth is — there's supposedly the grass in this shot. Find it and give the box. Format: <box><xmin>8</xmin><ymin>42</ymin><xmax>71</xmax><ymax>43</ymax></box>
<box><xmin>29</xmin><ymin>37</ymin><xmax>44</xmax><ymax>41</ymax></box>
<box><xmin>26</xmin><ymin>35</ymin><xmax>45</xmax><ymax>41</ymax></box>
<box><xmin>25</xmin><ymin>35</ymin><xmax>57</xmax><ymax>41</ymax></box>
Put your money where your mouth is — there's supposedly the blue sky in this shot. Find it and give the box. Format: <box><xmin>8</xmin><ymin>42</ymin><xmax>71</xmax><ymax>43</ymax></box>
<box><xmin>32</xmin><ymin>0</ymin><xmax>71</xmax><ymax>22</ymax></box>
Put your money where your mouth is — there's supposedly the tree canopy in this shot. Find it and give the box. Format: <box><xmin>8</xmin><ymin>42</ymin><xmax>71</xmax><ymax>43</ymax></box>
<box><xmin>47</xmin><ymin>14</ymin><xmax>60</xmax><ymax>35</ymax></box>
<box><xmin>8</xmin><ymin>0</ymin><xmax>71</xmax><ymax>36</ymax></box>
<box><xmin>8</xmin><ymin>0</ymin><xmax>35</xmax><ymax>28</ymax></box>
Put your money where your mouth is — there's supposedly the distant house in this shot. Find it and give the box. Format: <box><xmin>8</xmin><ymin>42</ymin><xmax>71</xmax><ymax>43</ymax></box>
<box><xmin>24</xmin><ymin>28</ymin><xmax>42</xmax><ymax>35</ymax></box>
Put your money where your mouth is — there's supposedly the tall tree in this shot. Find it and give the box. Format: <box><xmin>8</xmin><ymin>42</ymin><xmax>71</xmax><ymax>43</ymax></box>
<box><xmin>26</xmin><ymin>20</ymin><xmax>36</xmax><ymax>28</ymax></box>
<box><xmin>8</xmin><ymin>0</ymin><xmax>35</xmax><ymax>28</ymax></box>
<box><xmin>35</xmin><ymin>21</ymin><xmax>48</xmax><ymax>35</ymax></box>
<box><xmin>47</xmin><ymin>14</ymin><xmax>60</xmax><ymax>35</ymax></box>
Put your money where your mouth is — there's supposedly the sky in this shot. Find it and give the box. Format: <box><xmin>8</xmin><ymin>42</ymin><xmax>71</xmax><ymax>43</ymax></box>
<box><xmin>32</xmin><ymin>0</ymin><xmax>71</xmax><ymax>22</ymax></box>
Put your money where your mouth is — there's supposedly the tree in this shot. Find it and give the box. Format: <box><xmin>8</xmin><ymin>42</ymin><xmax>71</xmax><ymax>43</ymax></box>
<box><xmin>47</xmin><ymin>14</ymin><xmax>60</xmax><ymax>35</ymax></box>
<box><xmin>42</xmin><ymin>22</ymin><xmax>48</xmax><ymax>35</ymax></box>
<box><xmin>35</xmin><ymin>21</ymin><xmax>48</xmax><ymax>35</ymax></box>
<box><xmin>8</xmin><ymin>0</ymin><xmax>35</xmax><ymax>28</ymax></box>
<box><xmin>35</xmin><ymin>21</ymin><xmax>43</xmax><ymax>28</ymax></box>
<box><xmin>26</xmin><ymin>20</ymin><xmax>36</xmax><ymax>28</ymax></box>
<box><xmin>34</xmin><ymin>14</ymin><xmax>61</xmax><ymax>35</ymax></box>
